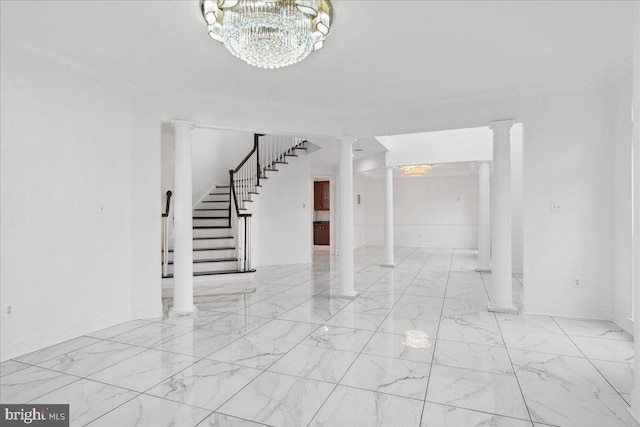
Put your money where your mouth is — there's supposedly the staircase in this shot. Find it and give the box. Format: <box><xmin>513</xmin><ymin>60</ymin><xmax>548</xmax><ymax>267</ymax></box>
<box><xmin>162</xmin><ymin>134</ymin><xmax>310</xmax><ymax>282</ymax></box>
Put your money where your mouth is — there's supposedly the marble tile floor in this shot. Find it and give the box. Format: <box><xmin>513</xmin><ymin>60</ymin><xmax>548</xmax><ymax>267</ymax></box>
<box><xmin>1</xmin><ymin>246</ymin><xmax>636</xmax><ymax>427</ymax></box>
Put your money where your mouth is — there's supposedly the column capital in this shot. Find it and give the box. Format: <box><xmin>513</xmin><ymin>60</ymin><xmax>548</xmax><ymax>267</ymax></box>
<box><xmin>336</xmin><ymin>136</ymin><xmax>357</xmax><ymax>145</ymax></box>
<box><xmin>170</xmin><ymin>119</ymin><xmax>195</xmax><ymax>129</ymax></box>
<box><xmin>383</xmin><ymin>165</ymin><xmax>395</xmax><ymax>171</ymax></box>
<box><xmin>489</xmin><ymin>120</ymin><xmax>516</xmax><ymax>132</ymax></box>
<box><xmin>478</xmin><ymin>160</ymin><xmax>492</xmax><ymax>167</ymax></box>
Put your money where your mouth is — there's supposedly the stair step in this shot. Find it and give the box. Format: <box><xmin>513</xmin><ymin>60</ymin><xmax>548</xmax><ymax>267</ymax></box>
<box><xmin>163</xmin><ymin>269</ymin><xmax>256</xmax><ymax>278</ymax></box>
<box><xmin>264</xmin><ymin>168</ymin><xmax>278</xmax><ymax>172</ymax></box>
<box><xmin>284</xmin><ymin>154</ymin><xmax>298</xmax><ymax>157</ymax></box>
<box><xmin>165</xmin><ymin>258</ymin><xmax>240</xmax><ymax>274</ymax></box>
<box><xmin>194</xmin><ymin>226</ymin><xmax>231</xmax><ymax>229</ymax></box>
<box><xmin>242</xmin><ymin>200</ymin><xmax>254</xmax><ymax>203</ymax></box>
<box><xmin>195</xmin><ymin>208</ymin><xmax>228</xmax><ymax>211</ymax></box>
<box><xmin>193</xmin><ymin>216</ymin><xmax>230</xmax><ymax>219</ymax></box>
<box><xmin>216</xmin><ymin>185</ymin><xmax>230</xmax><ymax>189</ymax></box>
<box><xmin>209</xmin><ymin>192</ymin><xmax>230</xmax><ymax>196</ymax></box>
<box><xmin>294</xmin><ymin>147</ymin><xmax>308</xmax><ymax>150</ymax></box>
<box><xmin>193</xmin><ymin>236</ymin><xmax>234</xmax><ymax>240</ymax></box>
<box><xmin>168</xmin><ymin>258</ymin><xmax>238</xmax><ymax>265</ymax></box>
<box><xmin>169</xmin><ymin>247</ymin><xmax>235</xmax><ymax>252</ymax></box>
<box><xmin>274</xmin><ymin>161</ymin><xmax>288</xmax><ymax>164</ymax></box>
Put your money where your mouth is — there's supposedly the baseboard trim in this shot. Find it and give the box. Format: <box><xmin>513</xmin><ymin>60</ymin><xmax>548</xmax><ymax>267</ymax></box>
<box><xmin>132</xmin><ymin>306</ymin><xmax>164</xmax><ymax>320</ymax></box>
<box><xmin>0</xmin><ymin>312</ymin><xmax>131</xmax><ymax>362</ymax></box>
<box><xmin>613</xmin><ymin>313</ymin><xmax>634</xmax><ymax>335</ymax></box>
<box><xmin>523</xmin><ymin>302</ymin><xmax>613</xmax><ymax>321</ymax></box>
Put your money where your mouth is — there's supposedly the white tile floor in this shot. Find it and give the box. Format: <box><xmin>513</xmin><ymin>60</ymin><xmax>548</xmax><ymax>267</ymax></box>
<box><xmin>1</xmin><ymin>246</ymin><xmax>636</xmax><ymax>427</ymax></box>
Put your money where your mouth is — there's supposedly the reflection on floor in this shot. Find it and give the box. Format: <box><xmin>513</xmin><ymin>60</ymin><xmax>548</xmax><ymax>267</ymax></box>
<box><xmin>1</xmin><ymin>247</ymin><xmax>635</xmax><ymax>426</ymax></box>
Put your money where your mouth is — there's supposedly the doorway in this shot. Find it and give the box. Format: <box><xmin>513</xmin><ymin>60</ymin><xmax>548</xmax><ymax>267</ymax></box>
<box><xmin>312</xmin><ymin>178</ymin><xmax>331</xmax><ymax>250</ymax></box>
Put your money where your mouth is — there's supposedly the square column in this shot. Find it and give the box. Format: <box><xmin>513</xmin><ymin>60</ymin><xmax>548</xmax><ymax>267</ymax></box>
<box><xmin>382</xmin><ymin>166</ymin><xmax>395</xmax><ymax>267</ymax></box>
<box><xmin>336</xmin><ymin>136</ymin><xmax>358</xmax><ymax>299</ymax></box>
<box><xmin>170</xmin><ymin>120</ymin><xmax>196</xmax><ymax>316</ymax></box>
<box><xmin>487</xmin><ymin>120</ymin><xmax>518</xmax><ymax>314</ymax></box>
<box><xmin>476</xmin><ymin>160</ymin><xmax>492</xmax><ymax>272</ymax></box>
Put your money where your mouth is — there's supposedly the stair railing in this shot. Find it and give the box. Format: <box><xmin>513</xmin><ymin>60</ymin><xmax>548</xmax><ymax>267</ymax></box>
<box><xmin>161</xmin><ymin>190</ymin><xmax>172</xmax><ymax>277</ymax></box>
<box><xmin>229</xmin><ymin>134</ymin><xmax>307</xmax><ymax>271</ymax></box>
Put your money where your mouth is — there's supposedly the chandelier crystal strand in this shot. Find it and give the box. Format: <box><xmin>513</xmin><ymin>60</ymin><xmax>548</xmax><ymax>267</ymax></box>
<box><xmin>201</xmin><ymin>0</ymin><xmax>331</xmax><ymax>69</ymax></box>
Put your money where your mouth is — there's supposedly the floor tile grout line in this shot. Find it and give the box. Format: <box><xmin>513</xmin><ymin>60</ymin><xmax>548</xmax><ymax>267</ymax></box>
<box><xmin>13</xmin><ymin>248</ymin><xmax>624</xmax><ymax>426</ymax></box>
<box><xmin>305</xmin><ymin>246</ymin><xmax>438</xmax><ymax>426</ymax></box>
<box><xmin>422</xmin><ymin>397</ymin><xmax>537</xmax><ymax>425</ymax></box>
<box><xmin>549</xmin><ymin>316</ymin><xmax>632</xmax><ymax>406</ymax></box>
<box><xmin>418</xmin><ymin>247</ymin><xmax>454</xmax><ymax>427</ymax></box>
<box><xmin>195</xmin><ymin>310</ymin><xmax>326</xmax><ymax>420</ymax></box>
<box><xmin>10</xmin><ymin>336</ymin><xmax>108</xmax><ymax>368</ymax></box>
<box><xmin>494</xmin><ymin>312</ymin><xmax>536</xmax><ymax>425</ymax></box>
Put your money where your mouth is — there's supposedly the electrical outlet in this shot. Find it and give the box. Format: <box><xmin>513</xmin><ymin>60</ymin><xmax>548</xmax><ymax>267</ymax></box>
<box><xmin>572</xmin><ymin>277</ymin><xmax>581</xmax><ymax>288</ymax></box>
<box><xmin>550</xmin><ymin>202</ymin><xmax>561</xmax><ymax>213</ymax></box>
<box><xmin>1</xmin><ymin>304</ymin><xmax>14</xmax><ymax>319</ymax></box>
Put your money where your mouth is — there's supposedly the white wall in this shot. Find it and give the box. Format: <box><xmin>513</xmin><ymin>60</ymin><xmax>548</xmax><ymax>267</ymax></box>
<box><xmin>378</xmin><ymin>126</ymin><xmax>493</xmax><ymax>166</ymax></box>
<box><xmin>363</xmin><ymin>174</ymin><xmax>479</xmax><ymax>248</ymax></box>
<box><xmin>161</xmin><ymin>128</ymin><xmax>253</xmax><ymax>206</ymax></box>
<box><xmin>0</xmin><ymin>47</ymin><xmax>134</xmax><ymax>360</ymax></box>
<box><xmin>611</xmin><ymin>72</ymin><xmax>634</xmax><ymax>332</ymax></box>
<box><xmin>256</xmin><ymin>156</ymin><xmax>313</xmax><ymax>266</ymax></box>
<box><xmin>521</xmin><ymin>88</ymin><xmax>614</xmax><ymax>319</ymax></box>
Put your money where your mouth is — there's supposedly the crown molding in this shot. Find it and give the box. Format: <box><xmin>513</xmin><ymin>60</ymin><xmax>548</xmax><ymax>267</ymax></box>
<box><xmin>606</xmin><ymin>55</ymin><xmax>633</xmax><ymax>85</ymax></box>
<box><xmin>352</xmin><ymin>76</ymin><xmax>615</xmax><ymax>119</ymax></box>
<box><xmin>3</xmin><ymin>36</ymin><xmax>631</xmax><ymax>124</ymax></box>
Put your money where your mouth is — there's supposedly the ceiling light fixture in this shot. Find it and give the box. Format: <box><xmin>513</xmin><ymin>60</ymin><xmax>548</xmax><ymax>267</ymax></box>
<box><xmin>200</xmin><ymin>0</ymin><xmax>332</xmax><ymax>69</ymax></box>
<box><xmin>399</xmin><ymin>164</ymin><xmax>433</xmax><ymax>177</ymax></box>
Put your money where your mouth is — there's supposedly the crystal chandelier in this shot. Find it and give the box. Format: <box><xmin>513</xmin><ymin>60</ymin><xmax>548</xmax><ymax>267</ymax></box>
<box><xmin>200</xmin><ymin>0</ymin><xmax>332</xmax><ymax>69</ymax></box>
<box><xmin>400</xmin><ymin>164</ymin><xmax>433</xmax><ymax>177</ymax></box>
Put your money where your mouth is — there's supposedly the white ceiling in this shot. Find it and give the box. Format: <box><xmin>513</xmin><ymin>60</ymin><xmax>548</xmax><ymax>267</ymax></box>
<box><xmin>1</xmin><ymin>1</ymin><xmax>635</xmax><ymax>118</ymax></box>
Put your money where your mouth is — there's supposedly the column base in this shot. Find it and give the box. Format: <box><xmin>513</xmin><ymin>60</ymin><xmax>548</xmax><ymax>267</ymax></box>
<box><xmin>333</xmin><ymin>291</ymin><xmax>360</xmax><ymax>300</ymax></box>
<box><xmin>487</xmin><ymin>302</ymin><xmax>519</xmax><ymax>314</ymax></box>
<box><xmin>168</xmin><ymin>305</ymin><xmax>198</xmax><ymax>318</ymax></box>
<box><xmin>476</xmin><ymin>267</ymin><xmax>492</xmax><ymax>273</ymax></box>
<box><xmin>381</xmin><ymin>263</ymin><xmax>395</xmax><ymax>268</ymax></box>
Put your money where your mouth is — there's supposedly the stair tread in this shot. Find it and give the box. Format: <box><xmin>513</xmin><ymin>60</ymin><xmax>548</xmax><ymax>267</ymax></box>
<box><xmin>168</xmin><ymin>257</ymin><xmax>238</xmax><ymax>265</ymax></box>
<box><xmin>216</xmin><ymin>185</ymin><xmax>230</xmax><ymax>188</ymax></box>
<box><xmin>193</xmin><ymin>236</ymin><xmax>234</xmax><ymax>240</ymax></box>
<box><xmin>209</xmin><ymin>193</ymin><xmax>230</xmax><ymax>196</ymax></box>
<box><xmin>194</xmin><ymin>226</ymin><xmax>231</xmax><ymax>229</ymax></box>
<box><xmin>163</xmin><ymin>269</ymin><xmax>256</xmax><ymax>278</ymax></box>
<box><xmin>168</xmin><ymin>247</ymin><xmax>235</xmax><ymax>252</ymax></box>
<box><xmin>193</xmin><ymin>217</ymin><xmax>230</xmax><ymax>220</ymax></box>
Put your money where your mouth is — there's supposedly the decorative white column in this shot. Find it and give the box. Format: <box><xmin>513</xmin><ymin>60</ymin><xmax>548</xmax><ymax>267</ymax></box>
<box><xmin>170</xmin><ymin>120</ymin><xmax>196</xmax><ymax>316</ymax></box>
<box><xmin>476</xmin><ymin>160</ymin><xmax>492</xmax><ymax>272</ymax></box>
<box><xmin>336</xmin><ymin>137</ymin><xmax>358</xmax><ymax>299</ymax></box>
<box><xmin>629</xmin><ymin>3</ymin><xmax>640</xmax><ymax>421</ymax></box>
<box><xmin>487</xmin><ymin>120</ymin><xmax>518</xmax><ymax>314</ymax></box>
<box><xmin>382</xmin><ymin>166</ymin><xmax>395</xmax><ymax>267</ymax></box>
